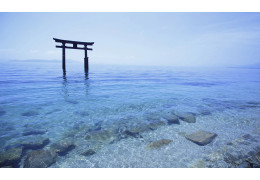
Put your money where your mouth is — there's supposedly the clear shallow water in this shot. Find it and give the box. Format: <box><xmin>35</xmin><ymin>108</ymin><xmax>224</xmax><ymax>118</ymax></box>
<box><xmin>0</xmin><ymin>60</ymin><xmax>260</xmax><ymax>168</ymax></box>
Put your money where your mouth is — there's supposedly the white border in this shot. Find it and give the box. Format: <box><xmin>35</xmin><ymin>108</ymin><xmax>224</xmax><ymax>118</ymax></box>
<box><xmin>1</xmin><ymin>168</ymin><xmax>260</xmax><ymax>180</ymax></box>
<box><xmin>0</xmin><ymin>0</ymin><xmax>260</xmax><ymax>12</ymax></box>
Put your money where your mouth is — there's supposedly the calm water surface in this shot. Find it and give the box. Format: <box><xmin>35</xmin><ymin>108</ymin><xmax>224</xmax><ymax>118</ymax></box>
<box><xmin>0</xmin><ymin>60</ymin><xmax>260</xmax><ymax>168</ymax></box>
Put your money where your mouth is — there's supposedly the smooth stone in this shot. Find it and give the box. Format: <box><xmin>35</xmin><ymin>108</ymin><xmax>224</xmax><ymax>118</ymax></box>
<box><xmin>0</xmin><ymin>110</ymin><xmax>6</xmax><ymax>116</ymax></box>
<box><xmin>20</xmin><ymin>137</ymin><xmax>50</xmax><ymax>150</ymax></box>
<box><xmin>50</xmin><ymin>138</ymin><xmax>75</xmax><ymax>156</ymax></box>
<box><xmin>144</xmin><ymin>112</ymin><xmax>161</xmax><ymax>121</ymax></box>
<box><xmin>22</xmin><ymin>129</ymin><xmax>47</xmax><ymax>136</ymax></box>
<box><xmin>0</xmin><ymin>147</ymin><xmax>23</xmax><ymax>167</ymax></box>
<box><xmin>162</xmin><ymin>113</ymin><xmax>180</xmax><ymax>125</ymax></box>
<box><xmin>128</xmin><ymin>123</ymin><xmax>151</xmax><ymax>134</ymax></box>
<box><xmin>175</xmin><ymin>111</ymin><xmax>196</xmax><ymax>123</ymax></box>
<box><xmin>21</xmin><ymin>111</ymin><xmax>39</xmax><ymax>117</ymax></box>
<box><xmin>84</xmin><ymin>130</ymin><xmax>117</xmax><ymax>143</ymax></box>
<box><xmin>120</xmin><ymin>130</ymin><xmax>143</xmax><ymax>139</ymax></box>
<box><xmin>147</xmin><ymin>120</ymin><xmax>166</xmax><ymax>130</ymax></box>
<box><xmin>116</xmin><ymin>123</ymin><xmax>149</xmax><ymax>140</ymax></box>
<box><xmin>81</xmin><ymin>149</ymin><xmax>96</xmax><ymax>156</ymax></box>
<box><xmin>146</xmin><ymin>139</ymin><xmax>173</xmax><ymax>149</ymax></box>
<box><xmin>185</xmin><ymin>130</ymin><xmax>217</xmax><ymax>146</ymax></box>
<box><xmin>24</xmin><ymin>150</ymin><xmax>57</xmax><ymax>168</ymax></box>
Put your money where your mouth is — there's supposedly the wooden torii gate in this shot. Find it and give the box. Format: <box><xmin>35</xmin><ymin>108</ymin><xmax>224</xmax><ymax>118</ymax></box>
<box><xmin>53</xmin><ymin>38</ymin><xmax>94</xmax><ymax>73</ymax></box>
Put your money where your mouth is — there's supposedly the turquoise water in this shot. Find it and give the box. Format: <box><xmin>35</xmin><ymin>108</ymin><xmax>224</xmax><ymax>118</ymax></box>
<box><xmin>0</xmin><ymin>60</ymin><xmax>260</xmax><ymax>168</ymax></box>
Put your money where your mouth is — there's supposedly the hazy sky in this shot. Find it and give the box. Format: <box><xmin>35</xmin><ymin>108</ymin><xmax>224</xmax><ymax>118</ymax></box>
<box><xmin>0</xmin><ymin>12</ymin><xmax>260</xmax><ymax>67</ymax></box>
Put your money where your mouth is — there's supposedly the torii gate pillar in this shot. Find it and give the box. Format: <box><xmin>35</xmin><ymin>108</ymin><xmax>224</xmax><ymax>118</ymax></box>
<box><xmin>62</xmin><ymin>43</ymin><xmax>66</xmax><ymax>72</ymax></box>
<box><xmin>84</xmin><ymin>45</ymin><xmax>89</xmax><ymax>72</ymax></box>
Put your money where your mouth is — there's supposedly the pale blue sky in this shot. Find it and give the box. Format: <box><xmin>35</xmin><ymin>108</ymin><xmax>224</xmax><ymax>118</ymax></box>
<box><xmin>0</xmin><ymin>12</ymin><xmax>260</xmax><ymax>67</ymax></box>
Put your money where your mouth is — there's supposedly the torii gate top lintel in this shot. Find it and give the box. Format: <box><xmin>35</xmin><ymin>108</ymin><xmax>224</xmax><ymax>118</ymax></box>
<box><xmin>53</xmin><ymin>38</ymin><xmax>94</xmax><ymax>46</ymax></box>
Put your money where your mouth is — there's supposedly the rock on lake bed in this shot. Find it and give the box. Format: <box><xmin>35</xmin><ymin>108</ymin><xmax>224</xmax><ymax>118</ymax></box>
<box><xmin>0</xmin><ymin>147</ymin><xmax>23</xmax><ymax>167</ymax></box>
<box><xmin>185</xmin><ymin>130</ymin><xmax>217</xmax><ymax>146</ymax></box>
<box><xmin>24</xmin><ymin>150</ymin><xmax>57</xmax><ymax>168</ymax></box>
<box><xmin>175</xmin><ymin>112</ymin><xmax>196</xmax><ymax>123</ymax></box>
<box><xmin>147</xmin><ymin>139</ymin><xmax>173</xmax><ymax>149</ymax></box>
<box><xmin>50</xmin><ymin>138</ymin><xmax>76</xmax><ymax>156</ymax></box>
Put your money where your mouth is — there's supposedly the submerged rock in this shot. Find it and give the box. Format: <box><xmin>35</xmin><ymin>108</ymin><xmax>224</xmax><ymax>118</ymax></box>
<box><xmin>20</xmin><ymin>137</ymin><xmax>50</xmax><ymax>150</ymax></box>
<box><xmin>22</xmin><ymin>129</ymin><xmax>47</xmax><ymax>136</ymax></box>
<box><xmin>175</xmin><ymin>112</ymin><xmax>196</xmax><ymax>123</ymax></box>
<box><xmin>50</xmin><ymin>138</ymin><xmax>76</xmax><ymax>156</ymax></box>
<box><xmin>24</xmin><ymin>150</ymin><xmax>57</xmax><ymax>168</ymax></box>
<box><xmin>81</xmin><ymin>149</ymin><xmax>96</xmax><ymax>156</ymax></box>
<box><xmin>162</xmin><ymin>113</ymin><xmax>180</xmax><ymax>125</ymax></box>
<box><xmin>147</xmin><ymin>120</ymin><xmax>166</xmax><ymax>130</ymax></box>
<box><xmin>223</xmin><ymin>151</ymin><xmax>246</xmax><ymax>166</ymax></box>
<box><xmin>237</xmin><ymin>161</ymin><xmax>251</xmax><ymax>168</ymax></box>
<box><xmin>0</xmin><ymin>147</ymin><xmax>23</xmax><ymax>167</ymax></box>
<box><xmin>84</xmin><ymin>129</ymin><xmax>117</xmax><ymax>143</ymax></box>
<box><xmin>185</xmin><ymin>130</ymin><xmax>217</xmax><ymax>146</ymax></box>
<box><xmin>88</xmin><ymin>121</ymin><xmax>102</xmax><ymax>132</ymax></box>
<box><xmin>246</xmin><ymin>151</ymin><xmax>260</xmax><ymax>168</ymax></box>
<box><xmin>119</xmin><ymin>129</ymin><xmax>143</xmax><ymax>139</ymax></box>
<box><xmin>21</xmin><ymin>111</ymin><xmax>39</xmax><ymax>117</ymax></box>
<box><xmin>0</xmin><ymin>110</ymin><xmax>6</xmax><ymax>116</ymax></box>
<box><xmin>197</xmin><ymin>106</ymin><xmax>212</xmax><ymax>116</ymax></box>
<box><xmin>241</xmin><ymin>134</ymin><xmax>258</xmax><ymax>142</ymax></box>
<box><xmin>128</xmin><ymin>123</ymin><xmax>151</xmax><ymax>134</ymax></box>
<box><xmin>146</xmin><ymin>139</ymin><xmax>173</xmax><ymax>149</ymax></box>
<box><xmin>144</xmin><ymin>112</ymin><xmax>161</xmax><ymax>121</ymax></box>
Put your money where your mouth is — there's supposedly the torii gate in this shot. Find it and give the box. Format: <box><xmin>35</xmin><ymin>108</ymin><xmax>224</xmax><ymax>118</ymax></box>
<box><xmin>53</xmin><ymin>38</ymin><xmax>94</xmax><ymax>73</ymax></box>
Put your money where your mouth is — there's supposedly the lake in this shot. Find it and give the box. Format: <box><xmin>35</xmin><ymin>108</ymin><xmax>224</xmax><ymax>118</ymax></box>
<box><xmin>0</xmin><ymin>60</ymin><xmax>260</xmax><ymax>168</ymax></box>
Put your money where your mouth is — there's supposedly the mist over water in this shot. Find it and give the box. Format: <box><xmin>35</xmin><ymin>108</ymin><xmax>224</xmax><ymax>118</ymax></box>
<box><xmin>0</xmin><ymin>60</ymin><xmax>260</xmax><ymax>168</ymax></box>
